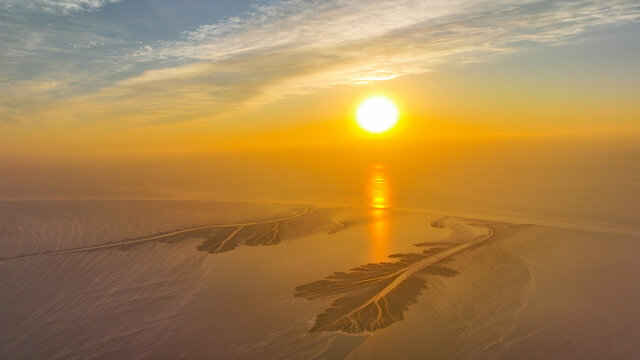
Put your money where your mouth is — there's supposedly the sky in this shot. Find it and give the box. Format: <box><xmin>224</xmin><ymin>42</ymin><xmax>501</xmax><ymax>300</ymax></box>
<box><xmin>1</xmin><ymin>0</ymin><xmax>639</xmax><ymax>156</ymax></box>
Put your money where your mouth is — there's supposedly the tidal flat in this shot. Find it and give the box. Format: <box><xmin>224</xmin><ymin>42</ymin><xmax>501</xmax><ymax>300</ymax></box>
<box><xmin>1</xmin><ymin>200</ymin><xmax>638</xmax><ymax>359</ymax></box>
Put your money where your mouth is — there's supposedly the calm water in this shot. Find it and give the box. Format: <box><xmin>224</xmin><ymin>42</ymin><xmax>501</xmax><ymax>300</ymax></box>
<box><xmin>1</xmin><ymin>134</ymin><xmax>638</xmax><ymax>235</ymax></box>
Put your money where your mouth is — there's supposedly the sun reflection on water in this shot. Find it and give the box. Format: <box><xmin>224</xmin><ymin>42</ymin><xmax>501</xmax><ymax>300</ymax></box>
<box><xmin>367</xmin><ymin>165</ymin><xmax>391</xmax><ymax>262</ymax></box>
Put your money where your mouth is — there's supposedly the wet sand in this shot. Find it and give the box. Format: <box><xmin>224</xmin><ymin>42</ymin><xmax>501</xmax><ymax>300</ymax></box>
<box><xmin>1</xmin><ymin>200</ymin><xmax>639</xmax><ymax>359</ymax></box>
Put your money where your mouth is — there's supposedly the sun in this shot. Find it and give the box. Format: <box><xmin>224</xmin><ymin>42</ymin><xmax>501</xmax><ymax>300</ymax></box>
<box><xmin>356</xmin><ymin>96</ymin><xmax>399</xmax><ymax>134</ymax></box>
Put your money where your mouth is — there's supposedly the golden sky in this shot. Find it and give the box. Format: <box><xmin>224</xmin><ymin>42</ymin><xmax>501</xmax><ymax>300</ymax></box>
<box><xmin>1</xmin><ymin>0</ymin><xmax>639</xmax><ymax>156</ymax></box>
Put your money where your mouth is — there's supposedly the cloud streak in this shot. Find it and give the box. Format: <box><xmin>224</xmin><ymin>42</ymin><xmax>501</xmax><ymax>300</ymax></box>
<box><xmin>0</xmin><ymin>0</ymin><xmax>121</xmax><ymax>14</ymax></box>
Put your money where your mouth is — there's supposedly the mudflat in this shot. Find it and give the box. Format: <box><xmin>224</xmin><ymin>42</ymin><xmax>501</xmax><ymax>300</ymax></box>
<box><xmin>1</xmin><ymin>200</ymin><xmax>638</xmax><ymax>359</ymax></box>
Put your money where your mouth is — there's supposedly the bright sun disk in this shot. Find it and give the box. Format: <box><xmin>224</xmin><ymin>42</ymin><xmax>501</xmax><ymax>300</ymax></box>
<box><xmin>356</xmin><ymin>96</ymin><xmax>398</xmax><ymax>134</ymax></box>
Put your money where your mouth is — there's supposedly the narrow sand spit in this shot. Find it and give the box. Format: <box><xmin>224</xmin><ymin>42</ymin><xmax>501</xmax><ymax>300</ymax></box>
<box><xmin>0</xmin><ymin>206</ymin><xmax>344</xmax><ymax>263</ymax></box>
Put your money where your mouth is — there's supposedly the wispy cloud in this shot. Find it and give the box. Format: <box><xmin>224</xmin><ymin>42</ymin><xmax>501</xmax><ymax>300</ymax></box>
<box><xmin>0</xmin><ymin>3</ymin><xmax>134</xmax><ymax>123</ymax></box>
<box><xmin>133</xmin><ymin>0</ymin><xmax>640</xmax><ymax>63</ymax></box>
<box><xmin>0</xmin><ymin>0</ymin><xmax>121</xmax><ymax>14</ymax></box>
<box><xmin>2</xmin><ymin>0</ymin><xmax>640</xmax><ymax>125</ymax></box>
<box><xmin>100</xmin><ymin>0</ymin><xmax>640</xmax><ymax>122</ymax></box>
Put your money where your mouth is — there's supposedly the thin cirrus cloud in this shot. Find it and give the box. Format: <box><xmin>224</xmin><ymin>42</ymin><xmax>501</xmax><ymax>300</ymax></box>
<box><xmin>0</xmin><ymin>0</ymin><xmax>121</xmax><ymax>13</ymax></box>
<box><xmin>6</xmin><ymin>0</ymin><xmax>640</xmax><ymax>125</ymax></box>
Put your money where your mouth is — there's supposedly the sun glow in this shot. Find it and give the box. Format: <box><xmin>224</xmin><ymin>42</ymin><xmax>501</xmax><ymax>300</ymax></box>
<box><xmin>356</xmin><ymin>96</ymin><xmax>399</xmax><ymax>134</ymax></box>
